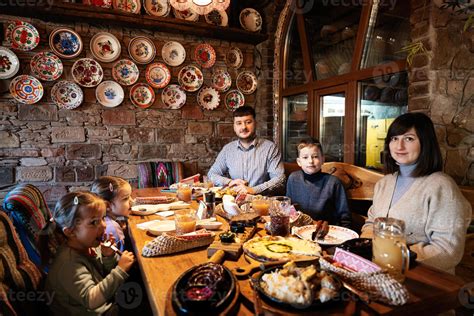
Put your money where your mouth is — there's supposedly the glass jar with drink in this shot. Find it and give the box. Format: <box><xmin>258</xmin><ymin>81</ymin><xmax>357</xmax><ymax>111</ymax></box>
<box><xmin>177</xmin><ymin>184</ymin><xmax>192</xmax><ymax>202</ymax></box>
<box><xmin>174</xmin><ymin>209</ymin><xmax>197</xmax><ymax>235</ymax></box>
<box><xmin>269</xmin><ymin>196</ymin><xmax>291</xmax><ymax>236</ymax></box>
<box><xmin>252</xmin><ymin>196</ymin><xmax>271</xmax><ymax>216</ymax></box>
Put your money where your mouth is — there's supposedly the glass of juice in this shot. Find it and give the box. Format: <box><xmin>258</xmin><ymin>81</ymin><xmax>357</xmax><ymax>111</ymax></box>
<box><xmin>372</xmin><ymin>217</ymin><xmax>410</xmax><ymax>282</ymax></box>
<box><xmin>252</xmin><ymin>196</ymin><xmax>271</xmax><ymax>216</ymax></box>
<box><xmin>174</xmin><ymin>209</ymin><xmax>196</xmax><ymax>235</ymax></box>
<box><xmin>177</xmin><ymin>184</ymin><xmax>192</xmax><ymax>202</ymax></box>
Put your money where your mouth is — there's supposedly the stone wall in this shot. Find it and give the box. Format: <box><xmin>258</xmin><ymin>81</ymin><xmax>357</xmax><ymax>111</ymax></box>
<box><xmin>0</xmin><ymin>12</ymin><xmax>267</xmax><ymax>203</ymax></box>
<box><xmin>410</xmin><ymin>0</ymin><xmax>474</xmax><ymax>185</ymax></box>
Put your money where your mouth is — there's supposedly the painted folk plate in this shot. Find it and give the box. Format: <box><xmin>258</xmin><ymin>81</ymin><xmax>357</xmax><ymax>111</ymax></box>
<box><xmin>193</xmin><ymin>43</ymin><xmax>216</xmax><ymax>69</ymax></box>
<box><xmin>226</xmin><ymin>46</ymin><xmax>243</xmax><ymax>69</ymax></box>
<box><xmin>172</xmin><ymin>7</ymin><xmax>199</xmax><ymax>21</ymax></box>
<box><xmin>178</xmin><ymin>65</ymin><xmax>203</xmax><ymax>92</ymax></box>
<box><xmin>96</xmin><ymin>80</ymin><xmax>125</xmax><ymax>108</ymax></box>
<box><xmin>71</xmin><ymin>58</ymin><xmax>103</xmax><ymax>87</ymax></box>
<box><xmin>236</xmin><ymin>70</ymin><xmax>257</xmax><ymax>94</ymax></box>
<box><xmin>130</xmin><ymin>83</ymin><xmax>155</xmax><ymax>109</ymax></box>
<box><xmin>205</xmin><ymin>9</ymin><xmax>228</xmax><ymax>27</ymax></box>
<box><xmin>0</xmin><ymin>46</ymin><xmax>20</xmax><ymax>79</ymax></box>
<box><xmin>162</xmin><ymin>41</ymin><xmax>186</xmax><ymax>67</ymax></box>
<box><xmin>162</xmin><ymin>84</ymin><xmax>186</xmax><ymax>109</ymax></box>
<box><xmin>143</xmin><ymin>0</ymin><xmax>171</xmax><ymax>17</ymax></box>
<box><xmin>49</xmin><ymin>28</ymin><xmax>83</xmax><ymax>59</ymax></box>
<box><xmin>90</xmin><ymin>32</ymin><xmax>121</xmax><ymax>63</ymax></box>
<box><xmin>145</xmin><ymin>62</ymin><xmax>171</xmax><ymax>89</ymax></box>
<box><xmin>197</xmin><ymin>86</ymin><xmax>220</xmax><ymax>110</ymax></box>
<box><xmin>51</xmin><ymin>80</ymin><xmax>84</xmax><ymax>110</ymax></box>
<box><xmin>128</xmin><ymin>36</ymin><xmax>156</xmax><ymax>64</ymax></box>
<box><xmin>83</xmin><ymin>0</ymin><xmax>113</xmax><ymax>8</ymax></box>
<box><xmin>10</xmin><ymin>22</ymin><xmax>40</xmax><ymax>51</ymax></box>
<box><xmin>211</xmin><ymin>69</ymin><xmax>231</xmax><ymax>92</ymax></box>
<box><xmin>239</xmin><ymin>8</ymin><xmax>262</xmax><ymax>32</ymax></box>
<box><xmin>4</xmin><ymin>21</ymin><xmax>27</xmax><ymax>47</ymax></box>
<box><xmin>224</xmin><ymin>89</ymin><xmax>245</xmax><ymax>111</ymax></box>
<box><xmin>112</xmin><ymin>59</ymin><xmax>140</xmax><ymax>86</ymax></box>
<box><xmin>9</xmin><ymin>75</ymin><xmax>44</xmax><ymax>104</ymax></box>
<box><xmin>113</xmin><ymin>0</ymin><xmax>141</xmax><ymax>13</ymax></box>
<box><xmin>30</xmin><ymin>52</ymin><xmax>63</xmax><ymax>81</ymax></box>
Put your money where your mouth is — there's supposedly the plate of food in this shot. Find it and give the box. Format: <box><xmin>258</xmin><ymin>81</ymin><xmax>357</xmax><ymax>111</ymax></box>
<box><xmin>293</xmin><ymin>225</ymin><xmax>359</xmax><ymax>246</ymax></box>
<box><xmin>243</xmin><ymin>236</ymin><xmax>321</xmax><ymax>262</ymax></box>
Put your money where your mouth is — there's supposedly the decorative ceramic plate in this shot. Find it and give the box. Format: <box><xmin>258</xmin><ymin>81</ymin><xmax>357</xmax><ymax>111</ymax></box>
<box><xmin>113</xmin><ymin>0</ymin><xmax>141</xmax><ymax>13</ymax></box>
<box><xmin>49</xmin><ymin>28</ymin><xmax>83</xmax><ymax>59</ymax></box>
<box><xmin>0</xmin><ymin>46</ymin><xmax>20</xmax><ymax>79</ymax></box>
<box><xmin>197</xmin><ymin>86</ymin><xmax>220</xmax><ymax>110</ymax></box>
<box><xmin>239</xmin><ymin>8</ymin><xmax>262</xmax><ymax>32</ymax></box>
<box><xmin>83</xmin><ymin>0</ymin><xmax>112</xmax><ymax>7</ymax></box>
<box><xmin>96</xmin><ymin>80</ymin><xmax>125</xmax><ymax>107</ymax></box>
<box><xmin>128</xmin><ymin>36</ymin><xmax>156</xmax><ymax>64</ymax></box>
<box><xmin>145</xmin><ymin>62</ymin><xmax>171</xmax><ymax>89</ymax></box>
<box><xmin>293</xmin><ymin>225</ymin><xmax>359</xmax><ymax>246</ymax></box>
<box><xmin>130</xmin><ymin>83</ymin><xmax>155</xmax><ymax>109</ymax></box>
<box><xmin>51</xmin><ymin>80</ymin><xmax>84</xmax><ymax>110</ymax></box>
<box><xmin>162</xmin><ymin>41</ymin><xmax>186</xmax><ymax>67</ymax></box>
<box><xmin>9</xmin><ymin>75</ymin><xmax>43</xmax><ymax>104</ymax></box>
<box><xmin>71</xmin><ymin>58</ymin><xmax>103</xmax><ymax>87</ymax></box>
<box><xmin>224</xmin><ymin>89</ymin><xmax>245</xmax><ymax>111</ymax></box>
<box><xmin>205</xmin><ymin>9</ymin><xmax>228</xmax><ymax>27</ymax></box>
<box><xmin>10</xmin><ymin>22</ymin><xmax>40</xmax><ymax>51</ymax></box>
<box><xmin>112</xmin><ymin>59</ymin><xmax>140</xmax><ymax>86</ymax></box>
<box><xmin>90</xmin><ymin>32</ymin><xmax>121</xmax><ymax>63</ymax></box>
<box><xmin>236</xmin><ymin>70</ymin><xmax>257</xmax><ymax>94</ymax></box>
<box><xmin>172</xmin><ymin>7</ymin><xmax>199</xmax><ymax>21</ymax></box>
<box><xmin>193</xmin><ymin>43</ymin><xmax>216</xmax><ymax>69</ymax></box>
<box><xmin>30</xmin><ymin>52</ymin><xmax>63</xmax><ymax>81</ymax></box>
<box><xmin>226</xmin><ymin>46</ymin><xmax>243</xmax><ymax>69</ymax></box>
<box><xmin>178</xmin><ymin>65</ymin><xmax>203</xmax><ymax>92</ymax></box>
<box><xmin>162</xmin><ymin>84</ymin><xmax>186</xmax><ymax>109</ymax></box>
<box><xmin>211</xmin><ymin>69</ymin><xmax>231</xmax><ymax>92</ymax></box>
<box><xmin>144</xmin><ymin>0</ymin><xmax>171</xmax><ymax>16</ymax></box>
<box><xmin>4</xmin><ymin>21</ymin><xmax>22</xmax><ymax>47</ymax></box>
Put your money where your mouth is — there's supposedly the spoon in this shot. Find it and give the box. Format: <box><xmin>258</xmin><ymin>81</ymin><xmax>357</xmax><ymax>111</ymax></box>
<box><xmin>102</xmin><ymin>240</ymin><xmax>122</xmax><ymax>255</ymax></box>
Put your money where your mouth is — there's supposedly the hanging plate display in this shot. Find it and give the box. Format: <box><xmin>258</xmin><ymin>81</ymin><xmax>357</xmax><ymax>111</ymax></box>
<box><xmin>51</xmin><ymin>80</ymin><xmax>84</xmax><ymax>110</ymax></box>
<box><xmin>162</xmin><ymin>41</ymin><xmax>186</xmax><ymax>67</ymax></box>
<box><xmin>90</xmin><ymin>32</ymin><xmax>121</xmax><ymax>63</ymax></box>
<box><xmin>145</xmin><ymin>62</ymin><xmax>171</xmax><ymax>89</ymax></box>
<box><xmin>0</xmin><ymin>46</ymin><xmax>20</xmax><ymax>80</ymax></box>
<box><xmin>193</xmin><ymin>43</ymin><xmax>216</xmax><ymax>69</ymax></box>
<box><xmin>9</xmin><ymin>75</ymin><xmax>43</xmax><ymax>104</ymax></box>
<box><xmin>197</xmin><ymin>86</ymin><xmax>220</xmax><ymax>110</ymax></box>
<box><xmin>172</xmin><ymin>7</ymin><xmax>199</xmax><ymax>21</ymax></box>
<box><xmin>30</xmin><ymin>52</ymin><xmax>63</xmax><ymax>81</ymax></box>
<box><xmin>10</xmin><ymin>22</ymin><xmax>40</xmax><ymax>51</ymax></box>
<box><xmin>211</xmin><ymin>69</ymin><xmax>231</xmax><ymax>92</ymax></box>
<box><xmin>226</xmin><ymin>46</ymin><xmax>243</xmax><ymax>69</ymax></box>
<box><xmin>162</xmin><ymin>84</ymin><xmax>186</xmax><ymax>109</ymax></box>
<box><xmin>144</xmin><ymin>0</ymin><xmax>171</xmax><ymax>17</ymax></box>
<box><xmin>236</xmin><ymin>70</ymin><xmax>257</xmax><ymax>94</ymax></box>
<box><xmin>113</xmin><ymin>0</ymin><xmax>141</xmax><ymax>13</ymax></box>
<box><xmin>178</xmin><ymin>65</ymin><xmax>203</xmax><ymax>92</ymax></box>
<box><xmin>4</xmin><ymin>21</ymin><xmax>26</xmax><ymax>47</ymax></box>
<box><xmin>204</xmin><ymin>9</ymin><xmax>228</xmax><ymax>27</ymax></box>
<box><xmin>128</xmin><ymin>36</ymin><xmax>156</xmax><ymax>65</ymax></box>
<box><xmin>112</xmin><ymin>59</ymin><xmax>140</xmax><ymax>86</ymax></box>
<box><xmin>130</xmin><ymin>83</ymin><xmax>155</xmax><ymax>109</ymax></box>
<box><xmin>225</xmin><ymin>89</ymin><xmax>245</xmax><ymax>111</ymax></box>
<box><xmin>49</xmin><ymin>28</ymin><xmax>83</xmax><ymax>59</ymax></box>
<box><xmin>96</xmin><ymin>80</ymin><xmax>125</xmax><ymax>108</ymax></box>
<box><xmin>239</xmin><ymin>8</ymin><xmax>262</xmax><ymax>32</ymax></box>
<box><xmin>71</xmin><ymin>58</ymin><xmax>104</xmax><ymax>88</ymax></box>
<box><xmin>83</xmin><ymin>0</ymin><xmax>113</xmax><ymax>8</ymax></box>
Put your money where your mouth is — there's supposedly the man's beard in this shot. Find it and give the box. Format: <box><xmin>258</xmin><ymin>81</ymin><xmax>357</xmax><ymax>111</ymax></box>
<box><xmin>238</xmin><ymin>131</ymin><xmax>256</xmax><ymax>142</ymax></box>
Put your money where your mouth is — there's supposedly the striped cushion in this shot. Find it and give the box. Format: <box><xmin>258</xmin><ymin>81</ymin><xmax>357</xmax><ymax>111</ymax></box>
<box><xmin>138</xmin><ymin>162</ymin><xmax>182</xmax><ymax>188</ymax></box>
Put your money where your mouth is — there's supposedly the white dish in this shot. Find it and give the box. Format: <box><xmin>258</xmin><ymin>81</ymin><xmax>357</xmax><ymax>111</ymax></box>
<box><xmin>197</xmin><ymin>86</ymin><xmax>220</xmax><ymax>110</ymax></box>
<box><xmin>90</xmin><ymin>32</ymin><xmax>121</xmax><ymax>63</ymax></box>
<box><xmin>128</xmin><ymin>36</ymin><xmax>156</xmax><ymax>64</ymax></box>
<box><xmin>293</xmin><ymin>225</ymin><xmax>359</xmax><ymax>246</ymax></box>
<box><xmin>143</xmin><ymin>0</ymin><xmax>171</xmax><ymax>17</ymax></box>
<box><xmin>96</xmin><ymin>81</ymin><xmax>124</xmax><ymax>108</ymax></box>
<box><xmin>198</xmin><ymin>221</ymin><xmax>222</xmax><ymax>230</ymax></box>
<box><xmin>0</xmin><ymin>46</ymin><xmax>20</xmax><ymax>79</ymax></box>
<box><xmin>162</xmin><ymin>41</ymin><xmax>186</xmax><ymax>67</ymax></box>
<box><xmin>51</xmin><ymin>80</ymin><xmax>83</xmax><ymax>110</ymax></box>
<box><xmin>162</xmin><ymin>84</ymin><xmax>186</xmax><ymax>109</ymax></box>
<box><xmin>146</xmin><ymin>220</ymin><xmax>176</xmax><ymax>235</ymax></box>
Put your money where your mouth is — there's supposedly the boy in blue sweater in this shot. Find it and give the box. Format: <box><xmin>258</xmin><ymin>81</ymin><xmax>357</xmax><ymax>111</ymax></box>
<box><xmin>286</xmin><ymin>138</ymin><xmax>351</xmax><ymax>228</ymax></box>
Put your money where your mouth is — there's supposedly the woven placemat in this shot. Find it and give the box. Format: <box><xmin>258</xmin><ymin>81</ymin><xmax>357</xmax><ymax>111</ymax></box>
<box><xmin>142</xmin><ymin>233</ymin><xmax>215</xmax><ymax>257</ymax></box>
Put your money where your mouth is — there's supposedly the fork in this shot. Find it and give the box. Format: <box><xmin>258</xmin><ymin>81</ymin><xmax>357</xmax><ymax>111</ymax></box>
<box><xmin>248</xmin><ymin>277</ymin><xmax>264</xmax><ymax>316</ymax></box>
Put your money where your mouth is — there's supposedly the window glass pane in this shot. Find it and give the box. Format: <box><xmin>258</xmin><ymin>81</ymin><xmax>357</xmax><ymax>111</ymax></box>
<box><xmin>285</xmin><ymin>15</ymin><xmax>307</xmax><ymax>87</ymax></box>
<box><xmin>283</xmin><ymin>94</ymin><xmax>309</xmax><ymax>162</ymax></box>
<box><xmin>356</xmin><ymin>72</ymin><xmax>408</xmax><ymax>169</ymax></box>
<box><xmin>304</xmin><ymin>1</ymin><xmax>362</xmax><ymax>80</ymax></box>
<box><xmin>360</xmin><ymin>0</ymin><xmax>410</xmax><ymax>69</ymax></box>
<box><xmin>320</xmin><ymin>93</ymin><xmax>345</xmax><ymax>162</ymax></box>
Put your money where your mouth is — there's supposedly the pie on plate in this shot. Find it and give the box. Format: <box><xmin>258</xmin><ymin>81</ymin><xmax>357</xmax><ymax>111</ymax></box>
<box><xmin>243</xmin><ymin>236</ymin><xmax>321</xmax><ymax>262</ymax></box>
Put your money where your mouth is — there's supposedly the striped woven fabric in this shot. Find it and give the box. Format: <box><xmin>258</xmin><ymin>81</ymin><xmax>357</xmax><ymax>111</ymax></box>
<box><xmin>138</xmin><ymin>162</ymin><xmax>182</xmax><ymax>188</ymax></box>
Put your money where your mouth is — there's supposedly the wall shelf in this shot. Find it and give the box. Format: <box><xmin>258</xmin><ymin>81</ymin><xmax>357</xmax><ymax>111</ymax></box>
<box><xmin>1</xmin><ymin>2</ymin><xmax>268</xmax><ymax>45</ymax></box>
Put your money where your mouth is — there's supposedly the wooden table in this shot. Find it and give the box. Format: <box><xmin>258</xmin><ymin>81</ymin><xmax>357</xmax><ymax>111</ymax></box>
<box><xmin>130</xmin><ymin>188</ymin><xmax>467</xmax><ymax>316</ymax></box>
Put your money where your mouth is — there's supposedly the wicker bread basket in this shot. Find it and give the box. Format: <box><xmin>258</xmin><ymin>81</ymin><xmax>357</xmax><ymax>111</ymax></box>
<box><xmin>142</xmin><ymin>233</ymin><xmax>215</xmax><ymax>257</ymax></box>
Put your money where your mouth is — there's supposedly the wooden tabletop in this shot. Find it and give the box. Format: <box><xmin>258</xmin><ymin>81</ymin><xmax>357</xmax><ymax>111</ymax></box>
<box><xmin>129</xmin><ymin>188</ymin><xmax>467</xmax><ymax>316</ymax></box>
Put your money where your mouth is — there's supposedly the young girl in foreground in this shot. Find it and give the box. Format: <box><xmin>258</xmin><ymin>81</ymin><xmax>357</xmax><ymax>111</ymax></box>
<box><xmin>91</xmin><ymin>176</ymin><xmax>133</xmax><ymax>253</ymax></box>
<box><xmin>45</xmin><ymin>191</ymin><xmax>135</xmax><ymax>315</ymax></box>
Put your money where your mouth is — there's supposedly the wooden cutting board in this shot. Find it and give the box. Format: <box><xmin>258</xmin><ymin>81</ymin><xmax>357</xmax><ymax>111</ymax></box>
<box><xmin>207</xmin><ymin>225</ymin><xmax>258</xmax><ymax>261</ymax></box>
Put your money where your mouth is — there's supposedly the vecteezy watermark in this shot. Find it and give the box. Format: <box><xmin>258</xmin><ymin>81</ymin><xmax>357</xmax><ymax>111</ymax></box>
<box><xmin>0</xmin><ymin>0</ymin><xmax>54</xmax><ymax>10</ymax></box>
<box><xmin>6</xmin><ymin>289</ymin><xmax>55</xmax><ymax>306</ymax></box>
<box><xmin>290</xmin><ymin>0</ymin><xmax>315</xmax><ymax>14</ymax></box>
<box><xmin>116</xmin><ymin>282</ymin><xmax>143</xmax><ymax>310</ymax></box>
<box><xmin>459</xmin><ymin>282</ymin><xmax>474</xmax><ymax>309</ymax></box>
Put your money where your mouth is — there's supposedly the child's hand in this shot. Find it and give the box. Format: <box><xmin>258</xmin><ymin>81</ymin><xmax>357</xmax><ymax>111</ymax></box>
<box><xmin>118</xmin><ymin>251</ymin><xmax>135</xmax><ymax>272</ymax></box>
<box><xmin>101</xmin><ymin>233</ymin><xmax>116</xmax><ymax>257</ymax></box>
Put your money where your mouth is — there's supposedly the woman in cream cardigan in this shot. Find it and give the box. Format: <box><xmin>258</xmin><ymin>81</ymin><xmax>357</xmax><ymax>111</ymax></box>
<box><xmin>361</xmin><ymin>112</ymin><xmax>471</xmax><ymax>274</ymax></box>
